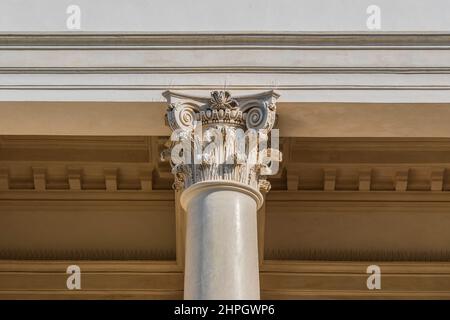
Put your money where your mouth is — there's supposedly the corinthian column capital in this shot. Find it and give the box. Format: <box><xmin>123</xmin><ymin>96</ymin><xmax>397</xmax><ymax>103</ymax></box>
<box><xmin>162</xmin><ymin>90</ymin><xmax>281</xmax><ymax>200</ymax></box>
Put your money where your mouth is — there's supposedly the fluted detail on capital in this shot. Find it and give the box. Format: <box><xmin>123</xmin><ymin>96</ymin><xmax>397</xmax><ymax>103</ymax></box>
<box><xmin>162</xmin><ymin>90</ymin><xmax>281</xmax><ymax>192</ymax></box>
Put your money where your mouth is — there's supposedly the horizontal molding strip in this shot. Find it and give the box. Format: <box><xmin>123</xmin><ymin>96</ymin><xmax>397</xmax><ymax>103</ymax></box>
<box><xmin>261</xmin><ymin>290</ymin><xmax>450</xmax><ymax>299</ymax></box>
<box><xmin>1</xmin><ymin>190</ymin><xmax>450</xmax><ymax>201</ymax></box>
<box><xmin>261</xmin><ymin>260</ymin><xmax>450</xmax><ymax>274</ymax></box>
<box><xmin>268</xmin><ymin>191</ymin><xmax>450</xmax><ymax>202</ymax></box>
<box><xmin>2</xmin><ymin>67</ymin><xmax>450</xmax><ymax>74</ymax></box>
<box><xmin>0</xmin><ymin>191</ymin><xmax>174</xmax><ymax>201</ymax></box>
<box><xmin>0</xmin><ymin>260</ymin><xmax>181</xmax><ymax>272</ymax></box>
<box><xmin>0</xmin><ymin>291</ymin><xmax>183</xmax><ymax>299</ymax></box>
<box><xmin>1</xmin><ymin>32</ymin><xmax>450</xmax><ymax>48</ymax></box>
<box><xmin>264</xmin><ymin>249</ymin><xmax>450</xmax><ymax>262</ymax></box>
<box><xmin>2</xmin><ymin>85</ymin><xmax>450</xmax><ymax>90</ymax></box>
<box><xmin>4</xmin><ymin>259</ymin><xmax>450</xmax><ymax>274</ymax></box>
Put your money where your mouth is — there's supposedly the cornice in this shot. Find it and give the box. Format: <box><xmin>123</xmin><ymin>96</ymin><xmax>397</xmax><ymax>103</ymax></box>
<box><xmin>0</xmin><ymin>32</ymin><xmax>450</xmax><ymax>48</ymax></box>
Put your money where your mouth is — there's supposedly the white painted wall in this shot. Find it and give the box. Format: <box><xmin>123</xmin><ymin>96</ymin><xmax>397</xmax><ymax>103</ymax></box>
<box><xmin>0</xmin><ymin>0</ymin><xmax>449</xmax><ymax>32</ymax></box>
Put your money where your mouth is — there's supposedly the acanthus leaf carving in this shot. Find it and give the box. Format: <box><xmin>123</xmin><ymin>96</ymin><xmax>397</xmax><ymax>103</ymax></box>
<box><xmin>163</xmin><ymin>90</ymin><xmax>281</xmax><ymax>193</ymax></box>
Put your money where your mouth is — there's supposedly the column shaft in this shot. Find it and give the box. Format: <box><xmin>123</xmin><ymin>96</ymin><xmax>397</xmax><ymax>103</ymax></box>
<box><xmin>182</xmin><ymin>182</ymin><xmax>261</xmax><ymax>300</ymax></box>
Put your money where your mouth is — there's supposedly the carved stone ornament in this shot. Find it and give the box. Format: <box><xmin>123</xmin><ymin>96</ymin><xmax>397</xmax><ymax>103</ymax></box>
<box><xmin>162</xmin><ymin>90</ymin><xmax>282</xmax><ymax>193</ymax></box>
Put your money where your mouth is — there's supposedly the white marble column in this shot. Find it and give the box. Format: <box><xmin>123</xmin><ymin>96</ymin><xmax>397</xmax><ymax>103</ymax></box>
<box><xmin>181</xmin><ymin>181</ymin><xmax>262</xmax><ymax>299</ymax></box>
<box><xmin>163</xmin><ymin>90</ymin><xmax>281</xmax><ymax>300</ymax></box>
